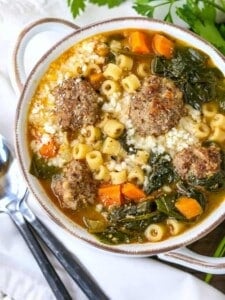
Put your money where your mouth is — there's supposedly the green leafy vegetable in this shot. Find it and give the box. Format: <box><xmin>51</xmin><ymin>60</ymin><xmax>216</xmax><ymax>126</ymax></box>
<box><xmin>176</xmin><ymin>1</ymin><xmax>225</xmax><ymax>55</ymax></box>
<box><xmin>132</xmin><ymin>0</ymin><xmax>156</xmax><ymax>18</ymax></box>
<box><xmin>187</xmin><ymin>172</ymin><xmax>225</xmax><ymax>191</ymax></box>
<box><xmin>155</xmin><ymin>194</ymin><xmax>186</xmax><ymax>220</ymax></box>
<box><xmin>67</xmin><ymin>0</ymin><xmax>126</xmax><ymax>17</ymax></box>
<box><xmin>119</xmin><ymin>131</ymin><xmax>137</xmax><ymax>154</ymax></box>
<box><xmin>152</xmin><ymin>46</ymin><xmax>224</xmax><ymax>110</ymax></box>
<box><xmin>90</xmin><ymin>0</ymin><xmax>126</xmax><ymax>8</ymax></box>
<box><xmin>94</xmin><ymin>200</ymin><xmax>166</xmax><ymax>244</ymax></box>
<box><xmin>144</xmin><ymin>152</ymin><xmax>176</xmax><ymax>194</ymax></box>
<box><xmin>133</xmin><ymin>0</ymin><xmax>225</xmax><ymax>55</ymax></box>
<box><xmin>30</xmin><ymin>154</ymin><xmax>61</xmax><ymax>180</ymax></box>
<box><xmin>95</xmin><ymin>226</ymin><xmax>132</xmax><ymax>244</ymax></box>
<box><xmin>67</xmin><ymin>0</ymin><xmax>86</xmax><ymax>18</ymax></box>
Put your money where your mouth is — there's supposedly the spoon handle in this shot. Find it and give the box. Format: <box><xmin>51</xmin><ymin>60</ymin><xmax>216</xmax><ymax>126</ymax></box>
<box><xmin>20</xmin><ymin>200</ymin><xmax>109</xmax><ymax>300</ymax></box>
<box><xmin>7</xmin><ymin>209</ymin><xmax>72</xmax><ymax>300</ymax></box>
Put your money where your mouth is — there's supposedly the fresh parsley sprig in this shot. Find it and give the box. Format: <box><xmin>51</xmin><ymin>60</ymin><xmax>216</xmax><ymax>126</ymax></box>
<box><xmin>133</xmin><ymin>0</ymin><xmax>180</xmax><ymax>22</ymax></box>
<box><xmin>67</xmin><ymin>0</ymin><xmax>225</xmax><ymax>54</ymax></box>
<box><xmin>67</xmin><ymin>0</ymin><xmax>126</xmax><ymax>18</ymax></box>
<box><xmin>133</xmin><ymin>0</ymin><xmax>225</xmax><ymax>54</ymax></box>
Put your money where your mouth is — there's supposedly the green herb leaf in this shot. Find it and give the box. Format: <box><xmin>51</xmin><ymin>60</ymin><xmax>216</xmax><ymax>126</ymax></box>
<box><xmin>176</xmin><ymin>1</ymin><xmax>225</xmax><ymax>55</ymax></box>
<box><xmin>67</xmin><ymin>0</ymin><xmax>86</xmax><ymax>18</ymax></box>
<box><xmin>133</xmin><ymin>0</ymin><xmax>155</xmax><ymax>18</ymax></box>
<box><xmin>90</xmin><ymin>0</ymin><xmax>126</xmax><ymax>8</ymax></box>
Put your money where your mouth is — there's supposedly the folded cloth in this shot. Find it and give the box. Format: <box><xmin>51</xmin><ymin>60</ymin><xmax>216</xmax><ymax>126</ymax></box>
<box><xmin>0</xmin><ymin>208</ymin><xmax>225</xmax><ymax>300</ymax></box>
<box><xmin>0</xmin><ymin>1</ymin><xmax>225</xmax><ymax>299</ymax></box>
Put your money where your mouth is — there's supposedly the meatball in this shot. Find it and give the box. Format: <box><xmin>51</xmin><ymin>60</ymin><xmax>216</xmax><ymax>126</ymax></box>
<box><xmin>52</xmin><ymin>78</ymin><xmax>101</xmax><ymax>131</ymax></box>
<box><xmin>129</xmin><ymin>75</ymin><xmax>185</xmax><ymax>137</ymax></box>
<box><xmin>52</xmin><ymin>160</ymin><xmax>98</xmax><ymax>210</ymax></box>
<box><xmin>173</xmin><ymin>145</ymin><xmax>221</xmax><ymax>180</ymax></box>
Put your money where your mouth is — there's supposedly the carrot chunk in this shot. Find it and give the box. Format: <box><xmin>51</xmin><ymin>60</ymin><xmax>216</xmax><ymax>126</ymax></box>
<box><xmin>39</xmin><ymin>140</ymin><xmax>58</xmax><ymax>158</ymax></box>
<box><xmin>121</xmin><ymin>183</ymin><xmax>146</xmax><ymax>201</ymax></box>
<box><xmin>98</xmin><ymin>184</ymin><xmax>122</xmax><ymax>207</ymax></box>
<box><xmin>89</xmin><ymin>72</ymin><xmax>104</xmax><ymax>89</ymax></box>
<box><xmin>152</xmin><ymin>33</ymin><xmax>174</xmax><ymax>59</ymax></box>
<box><xmin>175</xmin><ymin>197</ymin><xmax>203</xmax><ymax>219</ymax></box>
<box><xmin>129</xmin><ymin>31</ymin><xmax>151</xmax><ymax>54</ymax></box>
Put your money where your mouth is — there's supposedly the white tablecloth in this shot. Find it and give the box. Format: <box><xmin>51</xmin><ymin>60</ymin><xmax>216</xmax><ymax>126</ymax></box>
<box><xmin>0</xmin><ymin>1</ymin><xmax>225</xmax><ymax>299</ymax></box>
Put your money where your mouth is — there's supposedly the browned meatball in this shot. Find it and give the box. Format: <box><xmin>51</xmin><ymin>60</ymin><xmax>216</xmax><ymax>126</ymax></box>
<box><xmin>52</xmin><ymin>78</ymin><xmax>101</xmax><ymax>131</ymax></box>
<box><xmin>52</xmin><ymin>160</ymin><xmax>98</xmax><ymax>210</ymax></box>
<box><xmin>129</xmin><ymin>75</ymin><xmax>185</xmax><ymax>137</ymax></box>
<box><xmin>173</xmin><ymin>145</ymin><xmax>221</xmax><ymax>180</ymax></box>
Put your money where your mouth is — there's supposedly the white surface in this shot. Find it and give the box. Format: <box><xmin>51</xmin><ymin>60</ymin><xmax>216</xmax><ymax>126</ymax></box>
<box><xmin>0</xmin><ymin>1</ymin><xmax>225</xmax><ymax>299</ymax></box>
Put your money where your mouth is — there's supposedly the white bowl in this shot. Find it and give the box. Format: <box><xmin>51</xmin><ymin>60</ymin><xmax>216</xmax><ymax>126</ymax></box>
<box><xmin>14</xmin><ymin>17</ymin><xmax>225</xmax><ymax>273</ymax></box>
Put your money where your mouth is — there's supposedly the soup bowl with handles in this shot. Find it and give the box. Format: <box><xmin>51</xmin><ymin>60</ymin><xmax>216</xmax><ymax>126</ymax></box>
<box><xmin>13</xmin><ymin>17</ymin><xmax>225</xmax><ymax>274</ymax></box>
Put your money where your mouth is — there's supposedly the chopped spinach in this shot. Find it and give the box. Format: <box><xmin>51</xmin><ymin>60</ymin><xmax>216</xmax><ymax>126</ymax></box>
<box><xmin>30</xmin><ymin>154</ymin><xmax>61</xmax><ymax>180</ymax></box>
<box><xmin>144</xmin><ymin>152</ymin><xmax>176</xmax><ymax>194</ymax></box>
<box><xmin>105</xmin><ymin>51</ymin><xmax>116</xmax><ymax>64</ymax></box>
<box><xmin>95</xmin><ymin>226</ymin><xmax>132</xmax><ymax>245</ymax></box>
<box><xmin>152</xmin><ymin>46</ymin><xmax>224</xmax><ymax>110</ymax></box>
<box><xmin>94</xmin><ymin>200</ymin><xmax>166</xmax><ymax>244</ymax></box>
<box><xmin>107</xmin><ymin>200</ymin><xmax>162</xmax><ymax>226</ymax></box>
<box><xmin>118</xmin><ymin>131</ymin><xmax>137</xmax><ymax>154</ymax></box>
<box><xmin>187</xmin><ymin>172</ymin><xmax>225</xmax><ymax>192</ymax></box>
<box><xmin>156</xmin><ymin>194</ymin><xmax>186</xmax><ymax>221</ymax></box>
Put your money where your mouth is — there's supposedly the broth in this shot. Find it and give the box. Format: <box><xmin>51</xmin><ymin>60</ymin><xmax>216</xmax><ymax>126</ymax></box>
<box><xmin>27</xmin><ymin>28</ymin><xmax>225</xmax><ymax>245</ymax></box>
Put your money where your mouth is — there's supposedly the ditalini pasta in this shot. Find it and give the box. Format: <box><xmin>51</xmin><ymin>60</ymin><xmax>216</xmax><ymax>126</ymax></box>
<box><xmin>27</xmin><ymin>27</ymin><xmax>225</xmax><ymax>245</ymax></box>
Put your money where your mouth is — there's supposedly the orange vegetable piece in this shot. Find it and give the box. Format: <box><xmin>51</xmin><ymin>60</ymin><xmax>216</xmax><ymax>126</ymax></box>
<box><xmin>121</xmin><ymin>183</ymin><xmax>146</xmax><ymax>201</ymax></box>
<box><xmin>89</xmin><ymin>72</ymin><xmax>104</xmax><ymax>89</ymax></box>
<box><xmin>129</xmin><ymin>31</ymin><xmax>151</xmax><ymax>54</ymax></box>
<box><xmin>39</xmin><ymin>140</ymin><xmax>58</xmax><ymax>158</ymax></box>
<box><xmin>98</xmin><ymin>184</ymin><xmax>122</xmax><ymax>207</ymax></box>
<box><xmin>175</xmin><ymin>197</ymin><xmax>203</xmax><ymax>219</ymax></box>
<box><xmin>152</xmin><ymin>33</ymin><xmax>174</xmax><ymax>59</ymax></box>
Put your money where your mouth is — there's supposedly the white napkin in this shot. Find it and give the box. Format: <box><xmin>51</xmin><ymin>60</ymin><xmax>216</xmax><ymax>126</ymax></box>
<box><xmin>0</xmin><ymin>1</ymin><xmax>225</xmax><ymax>299</ymax></box>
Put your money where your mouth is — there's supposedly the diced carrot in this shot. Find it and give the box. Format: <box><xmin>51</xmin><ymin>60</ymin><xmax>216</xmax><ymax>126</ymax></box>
<box><xmin>39</xmin><ymin>140</ymin><xmax>58</xmax><ymax>158</ymax></box>
<box><xmin>152</xmin><ymin>33</ymin><xmax>174</xmax><ymax>59</ymax></box>
<box><xmin>129</xmin><ymin>31</ymin><xmax>151</xmax><ymax>54</ymax></box>
<box><xmin>89</xmin><ymin>72</ymin><xmax>104</xmax><ymax>89</ymax></box>
<box><xmin>175</xmin><ymin>197</ymin><xmax>203</xmax><ymax>219</ymax></box>
<box><xmin>121</xmin><ymin>183</ymin><xmax>146</xmax><ymax>201</ymax></box>
<box><xmin>98</xmin><ymin>184</ymin><xmax>122</xmax><ymax>207</ymax></box>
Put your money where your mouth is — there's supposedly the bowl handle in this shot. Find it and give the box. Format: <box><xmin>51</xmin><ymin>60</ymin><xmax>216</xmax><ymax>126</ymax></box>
<box><xmin>158</xmin><ymin>246</ymin><xmax>225</xmax><ymax>274</ymax></box>
<box><xmin>11</xmin><ymin>18</ymin><xmax>80</xmax><ymax>94</ymax></box>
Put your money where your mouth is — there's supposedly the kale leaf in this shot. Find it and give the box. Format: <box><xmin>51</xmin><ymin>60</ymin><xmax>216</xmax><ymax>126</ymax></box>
<box><xmin>152</xmin><ymin>46</ymin><xmax>224</xmax><ymax>110</ymax></box>
<box><xmin>144</xmin><ymin>152</ymin><xmax>176</xmax><ymax>194</ymax></box>
<box><xmin>155</xmin><ymin>194</ymin><xmax>186</xmax><ymax>221</ymax></box>
<box><xmin>94</xmin><ymin>200</ymin><xmax>166</xmax><ymax>244</ymax></box>
<box><xmin>30</xmin><ymin>154</ymin><xmax>61</xmax><ymax>180</ymax></box>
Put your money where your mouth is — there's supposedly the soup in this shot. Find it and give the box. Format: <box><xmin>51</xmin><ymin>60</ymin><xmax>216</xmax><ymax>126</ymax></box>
<box><xmin>27</xmin><ymin>28</ymin><xmax>225</xmax><ymax>245</ymax></box>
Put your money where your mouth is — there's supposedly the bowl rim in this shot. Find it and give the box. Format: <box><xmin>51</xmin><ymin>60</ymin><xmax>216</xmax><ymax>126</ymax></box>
<box><xmin>15</xmin><ymin>16</ymin><xmax>225</xmax><ymax>255</ymax></box>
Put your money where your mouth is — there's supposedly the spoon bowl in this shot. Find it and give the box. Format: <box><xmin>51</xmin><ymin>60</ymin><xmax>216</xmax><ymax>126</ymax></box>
<box><xmin>0</xmin><ymin>135</ymin><xmax>11</xmax><ymax>176</ymax></box>
<box><xmin>0</xmin><ymin>134</ymin><xmax>26</xmax><ymax>200</ymax></box>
